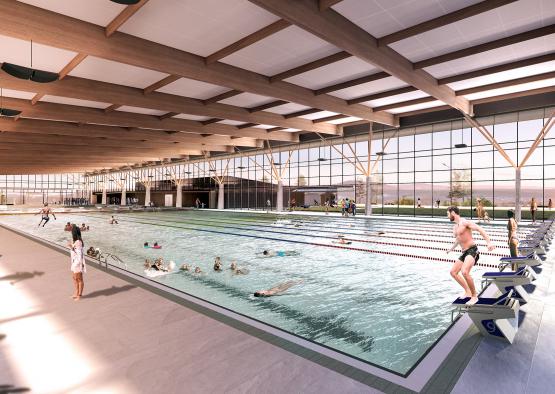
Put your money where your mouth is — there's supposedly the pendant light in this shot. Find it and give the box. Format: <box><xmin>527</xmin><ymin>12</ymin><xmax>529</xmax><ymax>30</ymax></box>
<box><xmin>317</xmin><ymin>140</ymin><xmax>328</xmax><ymax>161</ymax></box>
<box><xmin>0</xmin><ymin>88</ymin><xmax>22</xmax><ymax>117</ymax></box>
<box><xmin>111</xmin><ymin>0</ymin><xmax>141</xmax><ymax>4</ymax></box>
<box><xmin>454</xmin><ymin>125</ymin><xmax>467</xmax><ymax>148</ymax></box>
<box><xmin>1</xmin><ymin>41</ymin><xmax>59</xmax><ymax>83</ymax></box>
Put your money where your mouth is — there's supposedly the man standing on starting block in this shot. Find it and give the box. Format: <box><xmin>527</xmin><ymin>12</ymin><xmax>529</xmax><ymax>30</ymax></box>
<box><xmin>446</xmin><ymin>206</ymin><xmax>495</xmax><ymax>305</ymax></box>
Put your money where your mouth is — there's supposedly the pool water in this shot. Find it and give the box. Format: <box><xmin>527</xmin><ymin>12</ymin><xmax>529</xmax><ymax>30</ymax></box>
<box><xmin>0</xmin><ymin>210</ymin><xmax>516</xmax><ymax>375</ymax></box>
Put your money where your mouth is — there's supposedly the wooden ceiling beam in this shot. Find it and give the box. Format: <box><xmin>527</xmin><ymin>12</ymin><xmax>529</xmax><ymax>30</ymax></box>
<box><xmin>318</xmin><ymin>0</ymin><xmax>343</xmax><ymax>11</ymax></box>
<box><xmin>250</xmin><ymin>0</ymin><xmax>471</xmax><ymax>114</ymax></box>
<box><xmin>143</xmin><ymin>74</ymin><xmax>181</xmax><ymax>95</ymax></box>
<box><xmin>470</xmin><ymin>85</ymin><xmax>555</xmax><ymax>105</ymax></box>
<box><xmin>105</xmin><ymin>0</ymin><xmax>150</xmax><ymax>37</ymax></box>
<box><xmin>378</xmin><ymin>0</ymin><xmax>517</xmax><ymax>46</ymax></box>
<box><xmin>348</xmin><ymin>86</ymin><xmax>418</xmax><ymax>105</ymax></box>
<box><xmin>59</xmin><ymin>53</ymin><xmax>88</xmax><ymax>79</ymax></box>
<box><xmin>284</xmin><ymin>108</ymin><xmax>322</xmax><ymax>119</ymax></box>
<box><xmin>415</xmin><ymin>24</ymin><xmax>555</xmax><ymax>69</ymax></box>
<box><xmin>0</xmin><ymin>1</ymin><xmax>393</xmax><ymax>124</ymax></box>
<box><xmin>158</xmin><ymin>112</ymin><xmax>180</xmax><ymax>120</ymax></box>
<box><xmin>206</xmin><ymin>19</ymin><xmax>290</xmax><ymax>64</ymax></box>
<box><xmin>0</xmin><ymin>67</ymin><xmax>336</xmax><ymax>135</ymax></box>
<box><xmin>373</xmin><ymin>97</ymin><xmax>437</xmax><ymax>112</ymax></box>
<box><xmin>236</xmin><ymin>122</ymin><xmax>259</xmax><ymax>129</ymax></box>
<box><xmin>0</xmin><ymin>97</ymin><xmax>298</xmax><ymax>142</ymax></box>
<box><xmin>270</xmin><ymin>51</ymin><xmax>351</xmax><ymax>82</ymax></box>
<box><xmin>315</xmin><ymin>71</ymin><xmax>389</xmax><ymax>95</ymax></box>
<box><xmin>456</xmin><ymin>71</ymin><xmax>555</xmax><ymax>96</ymax></box>
<box><xmin>312</xmin><ymin>114</ymin><xmax>348</xmax><ymax>123</ymax></box>
<box><xmin>439</xmin><ymin>52</ymin><xmax>555</xmax><ymax>85</ymax></box>
<box><xmin>203</xmin><ymin>90</ymin><xmax>243</xmax><ymax>105</ymax></box>
<box><xmin>248</xmin><ymin>100</ymin><xmax>288</xmax><ymax>113</ymax></box>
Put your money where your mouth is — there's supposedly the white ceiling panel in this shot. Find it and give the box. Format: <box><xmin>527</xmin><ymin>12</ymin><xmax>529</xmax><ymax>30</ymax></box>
<box><xmin>219</xmin><ymin>92</ymin><xmax>276</xmax><ymax>108</ymax></box>
<box><xmin>156</xmin><ymin>78</ymin><xmax>228</xmax><ymax>100</ymax></box>
<box><xmin>285</xmin><ymin>57</ymin><xmax>379</xmax><ymax>90</ymax></box>
<box><xmin>253</xmin><ymin>124</ymin><xmax>276</xmax><ymax>129</ymax></box>
<box><xmin>463</xmin><ymin>78</ymin><xmax>555</xmax><ymax>100</ymax></box>
<box><xmin>362</xmin><ymin>90</ymin><xmax>431</xmax><ymax>108</ymax></box>
<box><xmin>301</xmin><ymin>111</ymin><xmax>338</xmax><ymax>121</ymax></box>
<box><xmin>41</xmin><ymin>95</ymin><xmax>110</xmax><ymax>109</ymax></box>
<box><xmin>327</xmin><ymin>116</ymin><xmax>362</xmax><ymax>125</ymax></box>
<box><xmin>330</xmin><ymin>76</ymin><xmax>407</xmax><ymax>100</ymax></box>
<box><xmin>332</xmin><ymin>0</ymin><xmax>404</xmax><ymax>38</ymax></box>
<box><xmin>221</xmin><ymin>26</ymin><xmax>339</xmax><ymax>76</ymax></box>
<box><xmin>119</xmin><ymin>0</ymin><xmax>280</xmax><ymax>57</ymax></box>
<box><xmin>218</xmin><ymin>120</ymin><xmax>245</xmax><ymax>126</ymax></box>
<box><xmin>174</xmin><ymin>114</ymin><xmax>211</xmax><ymax>122</ymax></box>
<box><xmin>116</xmin><ymin>106</ymin><xmax>166</xmax><ymax>116</ymax></box>
<box><xmin>425</xmin><ymin>36</ymin><xmax>555</xmax><ymax>78</ymax></box>
<box><xmin>265</xmin><ymin>103</ymin><xmax>312</xmax><ymax>115</ymax></box>
<box><xmin>0</xmin><ymin>88</ymin><xmax>36</xmax><ymax>100</ymax></box>
<box><xmin>448</xmin><ymin>61</ymin><xmax>555</xmax><ymax>91</ymax></box>
<box><xmin>389</xmin><ymin>100</ymin><xmax>445</xmax><ymax>114</ymax></box>
<box><xmin>0</xmin><ymin>34</ymin><xmax>77</xmax><ymax>73</ymax></box>
<box><xmin>69</xmin><ymin>56</ymin><xmax>168</xmax><ymax>89</ymax></box>
<box><xmin>17</xmin><ymin>0</ymin><xmax>125</xmax><ymax>27</ymax></box>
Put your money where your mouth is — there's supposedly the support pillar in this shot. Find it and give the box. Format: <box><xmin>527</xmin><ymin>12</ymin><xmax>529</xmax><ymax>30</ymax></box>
<box><xmin>515</xmin><ymin>168</ymin><xmax>521</xmax><ymax>222</ymax></box>
<box><xmin>276</xmin><ymin>180</ymin><xmax>284</xmax><ymax>212</ymax></box>
<box><xmin>102</xmin><ymin>188</ymin><xmax>107</xmax><ymax>205</ymax></box>
<box><xmin>217</xmin><ymin>182</ymin><xmax>225</xmax><ymax>209</ymax></box>
<box><xmin>121</xmin><ymin>188</ymin><xmax>127</xmax><ymax>206</ymax></box>
<box><xmin>145</xmin><ymin>185</ymin><xmax>151</xmax><ymax>207</ymax></box>
<box><xmin>176</xmin><ymin>184</ymin><xmax>183</xmax><ymax>208</ymax></box>
<box><xmin>365</xmin><ymin>175</ymin><xmax>372</xmax><ymax>216</ymax></box>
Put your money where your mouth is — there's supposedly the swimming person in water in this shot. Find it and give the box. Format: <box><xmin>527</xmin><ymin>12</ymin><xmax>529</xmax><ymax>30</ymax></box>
<box><xmin>446</xmin><ymin>206</ymin><xmax>495</xmax><ymax>305</ymax></box>
<box><xmin>36</xmin><ymin>203</ymin><xmax>56</xmax><ymax>227</ymax></box>
<box><xmin>254</xmin><ymin>280</ymin><xmax>303</xmax><ymax>297</ymax></box>
<box><xmin>64</xmin><ymin>222</ymin><xmax>72</xmax><ymax>231</ymax></box>
<box><xmin>230</xmin><ymin>261</ymin><xmax>249</xmax><ymax>275</ymax></box>
<box><xmin>109</xmin><ymin>216</ymin><xmax>118</xmax><ymax>224</ymax></box>
<box><xmin>180</xmin><ymin>263</ymin><xmax>191</xmax><ymax>272</ymax></box>
<box><xmin>214</xmin><ymin>257</ymin><xmax>222</xmax><ymax>271</ymax></box>
<box><xmin>144</xmin><ymin>242</ymin><xmax>149</xmax><ymax>248</ymax></box>
<box><xmin>194</xmin><ymin>266</ymin><xmax>204</xmax><ymax>274</ymax></box>
<box><xmin>262</xmin><ymin>250</ymin><xmax>299</xmax><ymax>257</ymax></box>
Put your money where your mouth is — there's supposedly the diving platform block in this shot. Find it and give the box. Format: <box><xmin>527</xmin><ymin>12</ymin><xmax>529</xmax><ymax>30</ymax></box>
<box><xmin>499</xmin><ymin>253</ymin><xmax>541</xmax><ymax>275</ymax></box>
<box><xmin>452</xmin><ymin>291</ymin><xmax>520</xmax><ymax>344</ymax></box>
<box><xmin>518</xmin><ymin>242</ymin><xmax>546</xmax><ymax>256</ymax></box>
<box><xmin>481</xmin><ymin>267</ymin><xmax>534</xmax><ymax>304</ymax></box>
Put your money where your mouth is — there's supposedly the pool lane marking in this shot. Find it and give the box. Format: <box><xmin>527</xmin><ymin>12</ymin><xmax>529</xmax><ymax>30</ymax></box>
<box><xmin>82</xmin><ymin>213</ymin><xmax>503</xmax><ymax>268</ymax></box>
<box><xmin>127</xmin><ymin>212</ymin><xmax>512</xmax><ymax>247</ymax></box>
<box><xmin>120</xmin><ymin>213</ymin><xmax>510</xmax><ymax>252</ymax></box>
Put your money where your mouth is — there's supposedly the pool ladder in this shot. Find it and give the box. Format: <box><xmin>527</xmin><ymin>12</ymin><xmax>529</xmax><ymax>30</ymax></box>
<box><xmin>90</xmin><ymin>249</ymin><xmax>126</xmax><ymax>270</ymax></box>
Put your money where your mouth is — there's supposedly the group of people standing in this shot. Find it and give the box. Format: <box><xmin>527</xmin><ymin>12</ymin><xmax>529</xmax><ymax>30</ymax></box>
<box><xmin>338</xmin><ymin>198</ymin><xmax>356</xmax><ymax>217</ymax></box>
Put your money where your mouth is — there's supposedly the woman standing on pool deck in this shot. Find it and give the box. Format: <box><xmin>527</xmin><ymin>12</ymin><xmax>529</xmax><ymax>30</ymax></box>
<box><xmin>69</xmin><ymin>225</ymin><xmax>86</xmax><ymax>301</ymax></box>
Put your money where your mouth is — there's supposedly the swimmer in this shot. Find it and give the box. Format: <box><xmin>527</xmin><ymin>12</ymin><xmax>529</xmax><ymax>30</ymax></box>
<box><xmin>194</xmin><ymin>266</ymin><xmax>203</xmax><ymax>274</ymax></box>
<box><xmin>36</xmin><ymin>203</ymin><xmax>56</xmax><ymax>227</ymax></box>
<box><xmin>152</xmin><ymin>242</ymin><xmax>161</xmax><ymax>249</ymax></box>
<box><xmin>80</xmin><ymin>223</ymin><xmax>89</xmax><ymax>232</ymax></box>
<box><xmin>254</xmin><ymin>280</ymin><xmax>303</xmax><ymax>297</ymax></box>
<box><xmin>332</xmin><ymin>236</ymin><xmax>351</xmax><ymax>245</ymax></box>
<box><xmin>144</xmin><ymin>242</ymin><xmax>149</xmax><ymax>248</ymax></box>
<box><xmin>230</xmin><ymin>261</ymin><xmax>249</xmax><ymax>275</ymax></box>
<box><xmin>261</xmin><ymin>250</ymin><xmax>299</xmax><ymax>257</ymax></box>
<box><xmin>64</xmin><ymin>222</ymin><xmax>72</xmax><ymax>231</ymax></box>
<box><xmin>144</xmin><ymin>259</ymin><xmax>153</xmax><ymax>269</ymax></box>
<box><xmin>180</xmin><ymin>263</ymin><xmax>191</xmax><ymax>272</ymax></box>
<box><xmin>109</xmin><ymin>216</ymin><xmax>118</xmax><ymax>225</ymax></box>
<box><xmin>213</xmin><ymin>257</ymin><xmax>222</xmax><ymax>272</ymax></box>
<box><xmin>446</xmin><ymin>206</ymin><xmax>494</xmax><ymax>305</ymax></box>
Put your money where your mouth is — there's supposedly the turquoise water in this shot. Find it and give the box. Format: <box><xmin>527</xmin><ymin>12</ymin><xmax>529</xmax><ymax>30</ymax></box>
<box><xmin>0</xmin><ymin>210</ymin><xmax>513</xmax><ymax>374</ymax></box>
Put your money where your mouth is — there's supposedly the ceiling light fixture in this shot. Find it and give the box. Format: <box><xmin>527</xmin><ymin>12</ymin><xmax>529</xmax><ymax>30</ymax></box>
<box><xmin>1</xmin><ymin>41</ymin><xmax>58</xmax><ymax>83</ymax></box>
<box><xmin>110</xmin><ymin>0</ymin><xmax>141</xmax><ymax>4</ymax></box>
<box><xmin>0</xmin><ymin>88</ymin><xmax>22</xmax><ymax>117</ymax></box>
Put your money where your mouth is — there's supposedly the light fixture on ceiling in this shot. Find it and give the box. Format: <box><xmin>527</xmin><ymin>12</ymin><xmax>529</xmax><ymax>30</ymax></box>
<box><xmin>1</xmin><ymin>41</ymin><xmax>58</xmax><ymax>83</ymax></box>
<box><xmin>273</xmin><ymin>162</ymin><xmax>282</xmax><ymax>166</ymax></box>
<box><xmin>376</xmin><ymin>152</ymin><xmax>386</xmax><ymax>156</ymax></box>
<box><xmin>110</xmin><ymin>0</ymin><xmax>141</xmax><ymax>4</ymax></box>
<box><xmin>237</xmin><ymin>166</ymin><xmax>246</xmax><ymax>170</ymax></box>
<box><xmin>0</xmin><ymin>88</ymin><xmax>22</xmax><ymax>117</ymax></box>
<box><xmin>209</xmin><ymin>169</ymin><xmax>217</xmax><ymax>172</ymax></box>
<box><xmin>184</xmin><ymin>171</ymin><xmax>192</xmax><ymax>174</ymax></box>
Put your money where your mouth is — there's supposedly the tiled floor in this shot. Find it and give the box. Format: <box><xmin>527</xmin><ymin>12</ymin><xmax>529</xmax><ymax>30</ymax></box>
<box><xmin>0</xmin><ymin>226</ymin><xmax>376</xmax><ymax>394</ymax></box>
<box><xmin>452</xmin><ymin>250</ymin><xmax>555</xmax><ymax>394</ymax></box>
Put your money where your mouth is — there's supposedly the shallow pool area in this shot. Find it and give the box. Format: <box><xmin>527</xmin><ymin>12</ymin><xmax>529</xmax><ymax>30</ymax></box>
<box><xmin>0</xmin><ymin>210</ymin><xmax>518</xmax><ymax>375</ymax></box>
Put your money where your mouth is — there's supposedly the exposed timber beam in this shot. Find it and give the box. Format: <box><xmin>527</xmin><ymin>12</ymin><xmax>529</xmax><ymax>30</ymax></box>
<box><xmin>470</xmin><ymin>85</ymin><xmax>555</xmax><ymax>105</ymax></box>
<box><xmin>30</xmin><ymin>93</ymin><xmax>44</xmax><ymax>105</ymax></box>
<box><xmin>455</xmin><ymin>71</ymin><xmax>555</xmax><ymax>96</ymax></box>
<box><xmin>438</xmin><ymin>53</ymin><xmax>555</xmax><ymax>85</ymax></box>
<box><xmin>0</xmin><ymin>65</ymin><xmax>337</xmax><ymax>135</ymax></box>
<box><xmin>373</xmin><ymin>97</ymin><xmax>438</xmax><ymax>112</ymax></box>
<box><xmin>0</xmin><ymin>97</ymin><xmax>298</xmax><ymax>142</ymax></box>
<box><xmin>518</xmin><ymin>111</ymin><xmax>555</xmax><ymax>168</ymax></box>
<box><xmin>248</xmin><ymin>100</ymin><xmax>288</xmax><ymax>113</ymax></box>
<box><xmin>59</xmin><ymin>53</ymin><xmax>88</xmax><ymax>79</ymax></box>
<box><xmin>236</xmin><ymin>122</ymin><xmax>258</xmax><ymax>129</ymax></box>
<box><xmin>348</xmin><ymin>86</ymin><xmax>418</xmax><ymax>105</ymax></box>
<box><xmin>158</xmin><ymin>112</ymin><xmax>180</xmax><ymax>120</ymax></box>
<box><xmin>318</xmin><ymin>0</ymin><xmax>343</xmax><ymax>11</ymax></box>
<box><xmin>205</xmin><ymin>19</ymin><xmax>291</xmax><ymax>64</ymax></box>
<box><xmin>284</xmin><ymin>108</ymin><xmax>322</xmax><ymax>119</ymax></box>
<box><xmin>104</xmin><ymin>104</ymin><xmax>122</xmax><ymax>112</ymax></box>
<box><xmin>378</xmin><ymin>0</ymin><xmax>517</xmax><ymax>46</ymax></box>
<box><xmin>270</xmin><ymin>51</ymin><xmax>351</xmax><ymax>82</ymax></box>
<box><xmin>143</xmin><ymin>74</ymin><xmax>182</xmax><ymax>95</ymax></box>
<box><xmin>313</xmin><ymin>114</ymin><xmax>348</xmax><ymax>123</ymax></box>
<box><xmin>249</xmin><ymin>0</ymin><xmax>471</xmax><ymax>114</ymax></box>
<box><xmin>203</xmin><ymin>90</ymin><xmax>243</xmax><ymax>105</ymax></box>
<box><xmin>315</xmin><ymin>71</ymin><xmax>389</xmax><ymax>95</ymax></box>
<box><xmin>414</xmin><ymin>24</ymin><xmax>555</xmax><ymax>69</ymax></box>
<box><xmin>105</xmin><ymin>0</ymin><xmax>150</xmax><ymax>37</ymax></box>
<box><xmin>0</xmin><ymin>0</ymin><xmax>394</xmax><ymax>124</ymax></box>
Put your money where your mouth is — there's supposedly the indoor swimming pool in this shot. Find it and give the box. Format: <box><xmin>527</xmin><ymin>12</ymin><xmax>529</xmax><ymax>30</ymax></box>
<box><xmin>0</xmin><ymin>210</ymin><xmax>521</xmax><ymax>375</ymax></box>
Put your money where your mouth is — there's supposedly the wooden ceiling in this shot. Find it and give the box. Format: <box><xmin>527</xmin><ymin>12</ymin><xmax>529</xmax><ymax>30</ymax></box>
<box><xmin>0</xmin><ymin>0</ymin><xmax>553</xmax><ymax>174</ymax></box>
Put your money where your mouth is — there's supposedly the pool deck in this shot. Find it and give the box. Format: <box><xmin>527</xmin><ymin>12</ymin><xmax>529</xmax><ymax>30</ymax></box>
<box><xmin>1</xmin><ymin>215</ymin><xmax>553</xmax><ymax>393</ymax></box>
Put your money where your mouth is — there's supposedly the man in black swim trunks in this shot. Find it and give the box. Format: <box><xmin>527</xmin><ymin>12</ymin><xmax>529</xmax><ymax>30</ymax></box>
<box><xmin>446</xmin><ymin>206</ymin><xmax>494</xmax><ymax>305</ymax></box>
<box><xmin>36</xmin><ymin>203</ymin><xmax>56</xmax><ymax>227</ymax></box>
